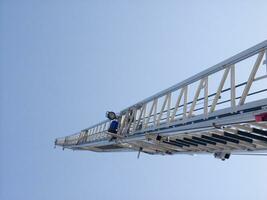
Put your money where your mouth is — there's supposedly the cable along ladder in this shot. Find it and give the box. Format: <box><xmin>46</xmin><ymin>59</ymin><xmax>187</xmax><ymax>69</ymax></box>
<box><xmin>55</xmin><ymin>40</ymin><xmax>267</xmax><ymax>160</ymax></box>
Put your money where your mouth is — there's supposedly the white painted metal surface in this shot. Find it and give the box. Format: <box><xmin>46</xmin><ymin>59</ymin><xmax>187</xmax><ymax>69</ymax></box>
<box><xmin>55</xmin><ymin>41</ymin><xmax>267</xmax><ymax>160</ymax></box>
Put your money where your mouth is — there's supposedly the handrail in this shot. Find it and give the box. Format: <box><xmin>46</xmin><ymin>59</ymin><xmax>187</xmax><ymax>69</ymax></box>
<box><xmin>121</xmin><ymin>40</ymin><xmax>267</xmax><ymax>113</ymax></box>
<box><xmin>55</xmin><ymin>41</ymin><xmax>267</xmax><ymax>147</ymax></box>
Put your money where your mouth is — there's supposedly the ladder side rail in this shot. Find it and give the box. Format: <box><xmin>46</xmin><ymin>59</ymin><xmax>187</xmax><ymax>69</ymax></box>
<box><xmin>121</xmin><ymin>41</ymin><xmax>267</xmax><ymax>114</ymax></box>
<box><xmin>56</xmin><ymin>42</ymin><xmax>267</xmax><ymax>146</ymax></box>
<box><xmin>125</xmin><ymin>50</ymin><xmax>267</xmax><ymax>136</ymax></box>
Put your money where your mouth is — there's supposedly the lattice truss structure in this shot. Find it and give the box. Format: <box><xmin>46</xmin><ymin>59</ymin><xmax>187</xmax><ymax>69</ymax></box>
<box><xmin>55</xmin><ymin>41</ymin><xmax>267</xmax><ymax>160</ymax></box>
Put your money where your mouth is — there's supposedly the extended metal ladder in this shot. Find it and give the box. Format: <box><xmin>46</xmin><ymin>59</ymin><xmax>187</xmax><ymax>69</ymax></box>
<box><xmin>55</xmin><ymin>40</ymin><xmax>267</xmax><ymax>160</ymax></box>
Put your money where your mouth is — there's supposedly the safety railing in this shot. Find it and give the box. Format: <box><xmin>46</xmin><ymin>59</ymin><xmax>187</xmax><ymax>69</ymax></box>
<box><xmin>118</xmin><ymin>41</ymin><xmax>267</xmax><ymax>136</ymax></box>
<box><xmin>55</xmin><ymin>120</ymin><xmax>111</xmax><ymax>146</ymax></box>
<box><xmin>56</xmin><ymin>40</ymin><xmax>267</xmax><ymax>147</ymax></box>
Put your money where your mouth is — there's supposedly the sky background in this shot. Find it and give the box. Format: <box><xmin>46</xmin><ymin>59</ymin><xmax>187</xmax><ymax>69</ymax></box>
<box><xmin>1</xmin><ymin>1</ymin><xmax>267</xmax><ymax>200</ymax></box>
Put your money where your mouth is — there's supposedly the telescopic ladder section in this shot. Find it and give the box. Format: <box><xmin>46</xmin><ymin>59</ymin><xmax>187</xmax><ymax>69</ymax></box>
<box><xmin>55</xmin><ymin>41</ymin><xmax>267</xmax><ymax>160</ymax></box>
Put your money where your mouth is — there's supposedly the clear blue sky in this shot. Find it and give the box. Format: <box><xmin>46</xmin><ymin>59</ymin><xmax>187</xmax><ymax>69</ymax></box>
<box><xmin>1</xmin><ymin>1</ymin><xmax>267</xmax><ymax>200</ymax></box>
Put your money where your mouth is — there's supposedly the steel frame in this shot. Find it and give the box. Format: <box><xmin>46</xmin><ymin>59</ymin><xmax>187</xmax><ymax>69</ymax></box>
<box><xmin>55</xmin><ymin>41</ymin><xmax>267</xmax><ymax>157</ymax></box>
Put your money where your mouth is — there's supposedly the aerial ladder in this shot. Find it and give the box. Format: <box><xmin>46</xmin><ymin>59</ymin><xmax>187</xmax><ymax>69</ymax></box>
<box><xmin>55</xmin><ymin>40</ymin><xmax>267</xmax><ymax>160</ymax></box>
